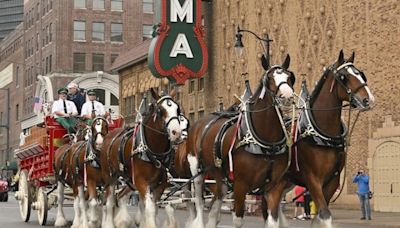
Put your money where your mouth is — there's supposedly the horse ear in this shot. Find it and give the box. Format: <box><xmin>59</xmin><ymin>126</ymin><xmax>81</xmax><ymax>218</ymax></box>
<box><xmin>282</xmin><ymin>54</ymin><xmax>291</xmax><ymax>70</ymax></box>
<box><xmin>337</xmin><ymin>50</ymin><xmax>345</xmax><ymax>65</ymax></box>
<box><xmin>169</xmin><ymin>88</ymin><xmax>177</xmax><ymax>98</ymax></box>
<box><xmin>150</xmin><ymin>88</ymin><xmax>160</xmax><ymax>100</ymax></box>
<box><xmin>261</xmin><ymin>54</ymin><xmax>270</xmax><ymax>70</ymax></box>
<box><xmin>348</xmin><ymin>51</ymin><xmax>355</xmax><ymax>63</ymax></box>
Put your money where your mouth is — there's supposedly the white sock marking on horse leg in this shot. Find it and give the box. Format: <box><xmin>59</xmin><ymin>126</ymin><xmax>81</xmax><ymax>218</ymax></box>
<box><xmin>278</xmin><ymin>205</ymin><xmax>288</xmax><ymax>227</ymax></box>
<box><xmin>184</xmin><ymin>185</ymin><xmax>196</xmax><ymax>227</ymax></box>
<box><xmin>162</xmin><ymin>204</ymin><xmax>178</xmax><ymax>228</ymax></box>
<box><xmin>78</xmin><ymin>186</ymin><xmax>89</xmax><ymax>227</ymax></box>
<box><xmin>142</xmin><ymin>190</ymin><xmax>157</xmax><ymax>228</ymax></box>
<box><xmin>187</xmin><ymin>154</ymin><xmax>205</xmax><ymax>228</ymax></box>
<box><xmin>135</xmin><ymin>198</ymin><xmax>144</xmax><ymax>226</ymax></box>
<box><xmin>103</xmin><ymin>188</ymin><xmax>116</xmax><ymax>228</ymax></box>
<box><xmin>265</xmin><ymin>210</ymin><xmax>279</xmax><ymax>228</ymax></box>
<box><xmin>206</xmin><ymin>199</ymin><xmax>222</xmax><ymax>228</ymax></box>
<box><xmin>55</xmin><ymin>182</ymin><xmax>68</xmax><ymax>227</ymax></box>
<box><xmin>71</xmin><ymin>197</ymin><xmax>81</xmax><ymax>228</ymax></box>
<box><xmin>232</xmin><ymin>213</ymin><xmax>244</xmax><ymax>228</ymax></box>
<box><xmin>320</xmin><ymin>216</ymin><xmax>333</xmax><ymax>228</ymax></box>
<box><xmin>114</xmin><ymin>194</ymin><xmax>132</xmax><ymax>228</ymax></box>
<box><xmin>88</xmin><ymin>198</ymin><xmax>100</xmax><ymax>228</ymax></box>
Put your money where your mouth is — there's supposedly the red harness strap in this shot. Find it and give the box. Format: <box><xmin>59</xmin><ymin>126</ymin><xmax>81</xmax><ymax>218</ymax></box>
<box><xmin>227</xmin><ymin>113</ymin><xmax>243</xmax><ymax>181</ymax></box>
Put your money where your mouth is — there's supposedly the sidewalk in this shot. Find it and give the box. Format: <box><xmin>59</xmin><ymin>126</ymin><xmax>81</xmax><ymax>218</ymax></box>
<box><xmin>282</xmin><ymin>204</ymin><xmax>400</xmax><ymax>228</ymax></box>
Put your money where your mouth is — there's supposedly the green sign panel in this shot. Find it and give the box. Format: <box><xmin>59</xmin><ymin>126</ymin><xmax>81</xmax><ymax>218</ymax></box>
<box><xmin>148</xmin><ymin>0</ymin><xmax>208</xmax><ymax>85</ymax></box>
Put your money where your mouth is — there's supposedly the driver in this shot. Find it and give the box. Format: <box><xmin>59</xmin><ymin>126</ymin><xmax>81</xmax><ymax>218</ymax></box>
<box><xmin>51</xmin><ymin>88</ymin><xmax>79</xmax><ymax>133</ymax></box>
<box><xmin>80</xmin><ymin>89</ymin><xmax>106</xmax><ymax>125</ymax></box>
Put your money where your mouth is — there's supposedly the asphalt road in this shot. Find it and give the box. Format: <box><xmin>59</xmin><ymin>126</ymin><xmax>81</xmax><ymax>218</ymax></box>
<box><xmin>0</xmin><ymin>192</ymin><xmax>390</xmax><ymax>227</ymax></box>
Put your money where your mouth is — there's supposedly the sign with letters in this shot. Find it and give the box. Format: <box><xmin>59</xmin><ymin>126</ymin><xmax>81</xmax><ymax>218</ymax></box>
<box><xmin>148</xmin><ymin>0</ymin><xmax>208</xmax><ymax>85</ymax></box>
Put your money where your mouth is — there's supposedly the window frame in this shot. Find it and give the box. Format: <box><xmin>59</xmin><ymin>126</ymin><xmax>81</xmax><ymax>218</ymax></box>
<box><xmin>73</xmin><ymin>20</ymin><xmax>86</xmax><ymax>41</ymax></box>
<box><xmin>92</xmin><ymin>22</ymin><xmax>105</xmax><ymax>42</ymax></box>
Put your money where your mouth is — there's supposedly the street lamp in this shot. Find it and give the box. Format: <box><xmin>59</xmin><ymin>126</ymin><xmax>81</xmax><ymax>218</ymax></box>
<box><xmin>0</xmin><ymin>88</ymin><xmax>10</xmax><ymax>168</ymax></box>
<box><xmin>234</xmin><ymin>26</ymin><xmax>273</xmax><ymax>67</ymax></box>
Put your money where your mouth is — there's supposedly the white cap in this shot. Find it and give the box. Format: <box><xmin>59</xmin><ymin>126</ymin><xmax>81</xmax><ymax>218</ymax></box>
<box><xmin>67</xmin><ymin>82</ymin><xmax>78</xmax><ymax>89</ymax></box>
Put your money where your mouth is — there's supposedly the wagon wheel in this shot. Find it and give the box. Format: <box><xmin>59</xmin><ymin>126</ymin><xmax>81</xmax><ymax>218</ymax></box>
<box><xmin>18</xmin><ymin>170</ymin><xmax>31</xmax><ymax>222</ymax></box>
<box><xmin>37</xmin><ymin>187</ymin><xmax>48</xmax><ymax>226</ymax></box>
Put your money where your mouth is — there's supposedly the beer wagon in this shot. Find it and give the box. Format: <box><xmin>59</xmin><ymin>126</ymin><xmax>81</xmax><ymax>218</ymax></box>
<box><xmin>14</xmin><ymin>116</ymin><xmax>123</xmax><ymax>225</ymax></box>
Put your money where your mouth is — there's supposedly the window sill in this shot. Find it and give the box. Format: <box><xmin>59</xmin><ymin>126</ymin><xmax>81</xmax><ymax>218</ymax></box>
<box><xmin>93</xmin><ymin>41</ymin><xmax>106</xmax><ymax>44</ymax></box>
<box><xmin>74</xmin><ymin>39</ymin><xmax>87</xmax><ymax>42</ymax></box>
<box><xmin>111</xmin><ymin>41</ymin><xmax>123</xmax><ymax>44</ymax></box>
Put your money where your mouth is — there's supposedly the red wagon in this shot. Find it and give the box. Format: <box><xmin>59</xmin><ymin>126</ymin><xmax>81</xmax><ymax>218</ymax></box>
<box><xmin>14</xmin><ymin>116</ymin><xmax>124</xmax><ymax>225</ymax></box>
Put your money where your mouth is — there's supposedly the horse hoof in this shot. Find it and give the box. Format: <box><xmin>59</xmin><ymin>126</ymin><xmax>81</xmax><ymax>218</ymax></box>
<box><xmin>54</xmin><ymin>217</ymin><xmax>68</xmax><ymax>227</ymax></box>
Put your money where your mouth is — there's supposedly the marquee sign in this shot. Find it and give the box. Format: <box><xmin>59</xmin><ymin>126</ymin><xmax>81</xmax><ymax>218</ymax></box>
<box><xmin>148</xmin><ymin>0</ymin><xmax>208</xmax><ymax>85</ymax></box>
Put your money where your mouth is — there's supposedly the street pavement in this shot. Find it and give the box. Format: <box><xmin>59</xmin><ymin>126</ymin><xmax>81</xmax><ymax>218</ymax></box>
<box><xmin>0</xmin><ymin>192</ymin><xmax>399</xmax><ymax>227</ymax></box>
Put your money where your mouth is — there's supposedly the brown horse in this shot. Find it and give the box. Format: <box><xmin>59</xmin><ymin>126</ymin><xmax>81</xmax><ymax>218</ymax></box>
<box><xmin>54</xmin><ymin>116</ymin><xmax>109</xmax><ymax>228</ymax></box>
<box><xmin>275</xmin><ymin>50</ymin><xmax>375</xmax><ymax>228</ymax></box>
<box><xmin>185</xmin><ymin>54</ymin><xmax>296</xmax><ymax>228</ymax></box>
<box><xmin>99</xmin><ymin>89</ymin><xmax>183</xmax><ymax>228</ymax></box>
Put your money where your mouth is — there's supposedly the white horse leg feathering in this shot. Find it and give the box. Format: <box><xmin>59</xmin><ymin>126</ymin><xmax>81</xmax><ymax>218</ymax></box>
<box><xmin>54</xmin><ymin>182</ymin><xmax>68</xmax><ymax>227</ymax></box>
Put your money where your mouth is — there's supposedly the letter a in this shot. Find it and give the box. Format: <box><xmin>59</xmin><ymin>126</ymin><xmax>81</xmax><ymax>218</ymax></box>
<box><xmin>169</xmin><ymin>33</ymin><xmax>194</xmax><ymax>58</ymax></box>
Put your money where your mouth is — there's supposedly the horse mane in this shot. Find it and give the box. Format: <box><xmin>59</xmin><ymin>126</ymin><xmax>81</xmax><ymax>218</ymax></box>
<box><xmin>309</xmin><ymin>69</ymin><xmax>330</xmax><ymax>106</ymax></box>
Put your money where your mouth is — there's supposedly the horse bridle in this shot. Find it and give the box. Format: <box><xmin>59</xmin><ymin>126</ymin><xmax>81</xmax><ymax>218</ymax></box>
<box><xmin>261</xmin><ymin>66</ymin><xmax>295</xmax><ymax>98</ymax></box>
<box><xmin>331</xmin><ymin>62</ymin><xmax>369</xmax><ymax>107</ymax></box>
<box><xmin>154</xmin><ymin>96</ymin><xmax>181</xmax><ymax>134</ymax></box>
<box><xmin>91</xmin><ymin>116</ymin><xmax>109</xmax><ymax>142</ymax></box>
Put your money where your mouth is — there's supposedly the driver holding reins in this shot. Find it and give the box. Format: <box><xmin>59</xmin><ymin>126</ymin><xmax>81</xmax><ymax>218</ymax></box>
<box><xmin>80</xmin><ymin>89</ymin><xmax>106</xmax><ymax>125</ymax></box>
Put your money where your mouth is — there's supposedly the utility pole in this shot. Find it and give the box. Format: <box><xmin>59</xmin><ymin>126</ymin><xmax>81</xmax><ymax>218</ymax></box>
<box><xmin>0</xmin><ymin>88</ymin><xmax>10</xmax><ymax>169</ymax></box>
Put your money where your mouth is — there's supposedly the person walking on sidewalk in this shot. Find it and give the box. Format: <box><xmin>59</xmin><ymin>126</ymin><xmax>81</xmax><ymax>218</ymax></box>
<box><xmin>353</xmin><ymin>169</ymin><xmax>372</xmax><ymax>220</ymax></box>
<box><xmin>293</xmin><ymin>185</ymin><xmax>305</xmax><ymax>220</ymax></box>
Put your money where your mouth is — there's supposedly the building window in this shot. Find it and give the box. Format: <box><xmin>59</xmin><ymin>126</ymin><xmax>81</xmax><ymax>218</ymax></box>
<box><xmin>189</xmin><ymin>79</ymin><xmax>195</xmax><ymax>94</ymax></box>
<box><xmin>93</xmin><ymin>0</ymin><xmax>104</xmax><ymax>10</ymax></box>
<box><xmin>0</xmin><ymin>112</ymin><xmax>2</xmax><ymax>133</ymax></box>
<box><xmin>92</xmin><ymin>53</ymin><xmax>104</xmax><ymax>71</ymax></box>
<box><xmin>73</xmin><ymin>53</ymin><xmax>86</xmax><ymax>72</ymax></box>
<box><xmin>46</xmin><ymin>25</ymin><xmax>49</xmax><ymax>44</ymax></box>
<box><xmin>74</xmin><ymin>0</ymin><xmax>86</xmax><ymax>9</ymax></box>
<box><xmin>189</xmin><ymin>112</ymin><xmax>195</xmax><ymax>124</ymax></box>
<box><xmin>92</xmin><ymin>22</ymin><xmax>104</xmax><ymax>41</ymax></box>
<box><xmin>111</xmin><ymin>93</ymin><xmax>119</xmax><ymax>105</ymax></box>
<box><xmin>49</xmin><ymin>23</ymin><xmax>52</xmax><ymax>42</ymax></box>
<box><xmin>73</xmin><ymin>21</ymin><xmax>86</xmax><ymax>40</ymax></box>
<box><xmin>36</xmin><ymin>3</ymin><xmax>40</xmax><ymax>20</ymax></box>
<box><xmin>16</xmin><ymin>104</ymin><xmax>19</xmax><ymax>121</ymax></box>
<box><xmin>15</xmin><ymin>66</ymin><xmax>19</xmax><ymax>87</ymax></box>
<box><xmin>111</xmin><ymin>23</ymin><xmax>123</xmax><ymax>42</ymax></box>
<box><xmin>143</xmin><ymin>0</ymin><xmax>153</xmax><ymax>13</ymax></box>
<box><xmin>143</xmin><ymin>25</ymin><xmax>152</xmax><ymax>39</ymax></box>
<box><xmin>49</xmin><ymin>55</ymin><xmax>52</xmax><ymax>72</ymax></box>
<box><xmin>36</xmin><ymin>33</ymin><xmax>39</xmax><ymax>50</ymax></box>
<box><xmin>111</xmin><ymin>0</ymin><xmax>123</xmax><ymax>11</ymax></box>
<box><xmin>111</xmin><ymin>54</ymin><xmax>118</xmax><ymax>65</ymax></box>
<box><xmin>198</xmin><ymin>110</ymin><xmax>204</xmax><ymax>119</ymax></box>
<box><xmin>124</xmin><ymin>95</ymin><xmax>135</xmax><ymax>116</ymax></box>
<box><xmin>198</xmin><ymin>77</ymin><xmax>204</xmax><ymax>91</ymax></box>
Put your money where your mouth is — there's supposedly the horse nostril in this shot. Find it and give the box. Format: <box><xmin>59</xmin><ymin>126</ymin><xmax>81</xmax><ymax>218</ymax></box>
<box><xmin>172</xmin><ymin>130</ymin><xmax>177</xmax><ymax>135</ymax></box>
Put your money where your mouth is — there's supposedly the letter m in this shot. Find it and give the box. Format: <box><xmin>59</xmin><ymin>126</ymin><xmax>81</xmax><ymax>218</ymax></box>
<box><xmin>170</xmin><ymin>0</ymin><xmax>193</xmax><ymax>23</ymax></box>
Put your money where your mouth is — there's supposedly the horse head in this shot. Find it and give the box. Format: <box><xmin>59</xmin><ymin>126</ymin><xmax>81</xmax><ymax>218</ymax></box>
<box><xmin>91</xmin><ymin>116</ymin><xmax>109</xmax><ymax>150</ymax></box>
<box><xmin>259</xmin><ymin>54</ymin><xmax>296</xmax><ymax>102</ymax></box>
<box><xmin>326</xmin><ymin>50</ymin><xmax>375</xmax><ymax>111</ymax></box>
<box><xmin>149</xmin><ymin>88</ymin><xmax>183</xmax><ymax>143</ymax></box>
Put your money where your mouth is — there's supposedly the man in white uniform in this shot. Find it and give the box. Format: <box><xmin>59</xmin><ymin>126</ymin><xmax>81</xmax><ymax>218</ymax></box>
<box><xmin>81</xmin><ymin>89</ymin><xmax>106</xmax><ymax>125</ymax></box>
<box><xmin>52</xmin><ymin>88</ymin><xmax>79</xmax><ymax>133</ymax></box>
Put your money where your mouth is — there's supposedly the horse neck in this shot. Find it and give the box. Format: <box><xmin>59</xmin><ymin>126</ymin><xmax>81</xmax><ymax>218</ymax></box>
<box><xmin>142</xmin><ymin>115</ymin><xmax>170</xmax><ymax>153</ymax></box>
<box><xmin>310</xmin><ymin>72</ymin><xmax>343</xmax><ymax>136</ymax></box>
<box><xmin>249</xmin><ymin>92</ymin><xmax>284</xmax><ymax>141</ymax></box>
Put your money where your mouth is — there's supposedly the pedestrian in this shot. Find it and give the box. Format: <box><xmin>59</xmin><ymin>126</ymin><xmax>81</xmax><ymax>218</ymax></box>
<box><xmin>293</xmin><ymin>185</ymin><xmax>305</xmax><ymax>220</ymax></box>
<box><xmin>303</xmin><ymin>189</ymin><xmax>312</xmax><ymax>220</ymax></box>
<box><xmin>81</xmin><ymin>89</ymin><xmax>106</xmax><ymax>125</ymax></box>
<box><xmin>52</xmin><ymin>88</ymin><xmax>79</xmax><ymax>133</ymax></box>
<box><xmin>352</xmin><ymin>169</ymin><xmax>372</xmax><ymax>220</ymax></box>
<box><xmin>67</xmin><ymin>82</ymin><xmax>85</xmax><ymax>115</ymax></box>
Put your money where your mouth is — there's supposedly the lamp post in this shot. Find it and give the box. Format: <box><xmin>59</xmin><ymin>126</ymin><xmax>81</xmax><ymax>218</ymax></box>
<box><xmin>0</xmin><ymin>88</ymin><xmax>10</xmax><ymax>169</ymax></box>
<box><xmin>234</xmin><ymin>26</ymin><xmax>273</xmax><ymax>67</ymax></box>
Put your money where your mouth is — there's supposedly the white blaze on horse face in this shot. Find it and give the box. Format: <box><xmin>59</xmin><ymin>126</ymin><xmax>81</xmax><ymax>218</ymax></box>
<box><xmin>347</xmin><ymin>67</ymin><xmax>375</xmax><ymax>107</ymax></box>
<box><xmin>273</xmin><ymin>69</ymin><xmax>293</xmax><ymax>99</ymax></box>
<box><xmin>94</xmin><ymin>120</ymin><xmax>104</xmax><ymax>146</ymax></box>
<box><xmin>160</xmin><ymin>99</ymin><xmax>182</xmax><ymax>141</ymax></box>
<box><xmin>179</xmin><ymin>115</ymin><xmax>189</xmax><ymax>140</ymax></box>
